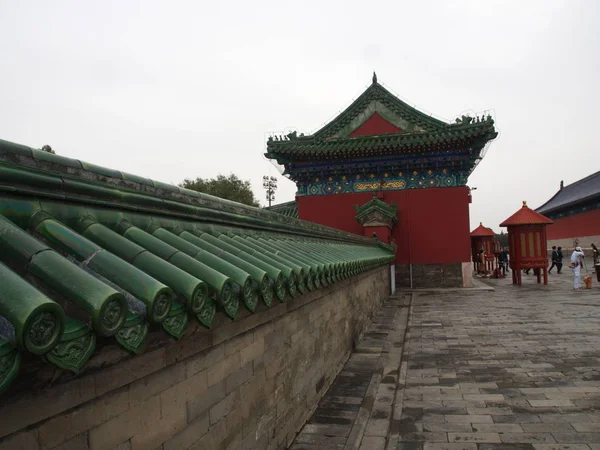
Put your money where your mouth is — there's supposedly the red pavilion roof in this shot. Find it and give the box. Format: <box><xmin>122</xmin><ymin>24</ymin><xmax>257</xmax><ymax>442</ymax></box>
<box><xmin>470</xmin><ymin>222</ymin><xmax>496</xmax><ymax>237</ymax></box>
<box><xmin>500</xmin><ymin>201</ymin><xmax>553</xmax><ymax>227</ymax></box>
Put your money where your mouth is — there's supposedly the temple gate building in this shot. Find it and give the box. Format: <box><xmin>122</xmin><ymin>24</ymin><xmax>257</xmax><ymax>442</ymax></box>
<box><xmin>266</xmin><ymin>74</ymin><xmax>498</xmax><ymax>288</ymax></box>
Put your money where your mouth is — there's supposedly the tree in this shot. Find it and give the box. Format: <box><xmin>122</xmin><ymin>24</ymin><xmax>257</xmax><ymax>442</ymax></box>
<box><xmin>41</xmin><ymin>145</ymin><xmax>55</xmax><ymax>154</ymax></box>
<box><xmin>179</xmin><ymin>173</ymin><xmax>260</xmax><ymax>207</ymax></box>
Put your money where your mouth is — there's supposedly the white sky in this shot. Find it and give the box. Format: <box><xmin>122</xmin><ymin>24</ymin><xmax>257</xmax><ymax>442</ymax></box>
<box><xmin>1</xmin><ymin>0</ymin><xmax>598</xmax><ymax>232</ymax></box>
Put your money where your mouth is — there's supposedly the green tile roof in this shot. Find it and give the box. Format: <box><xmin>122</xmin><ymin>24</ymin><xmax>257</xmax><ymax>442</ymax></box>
<box><xmin>266</xmin><ymin>117</ymin><xmax>497</xmax><ymax>160</ymax></box>
<box><xmin>355</xmin><ymin>194</ymin><xmax>398</xmax><ymax>222</ymax></box>
<box><xmin>264</xmin><ymin>200</ymin><xmax>299</xmax><ymax>218</ymax></box>
<box><xmin>0</xmin><ymin>138</ymin><xmax>394</xmax><ymax>393</ymax></box>
<box><xmin>265</xmin><ymin>80</ymin><xmax>498</xmax><ymax>164</ymax></box>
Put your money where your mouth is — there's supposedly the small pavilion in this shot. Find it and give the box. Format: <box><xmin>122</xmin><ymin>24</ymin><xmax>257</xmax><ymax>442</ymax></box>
<box><xmin>500</xmin><ymin>201</ymin><xmax>553</xmax><ymax>286</ymax></box>
<box><xmin>470</xmin><ymin>222</ymin><xmax>497</xmax><ymax>275</ymax></box>
<box><xmin>354</xmin><ymin>192</ymin><xmax>398</xmax><ymax>242</ymax></box>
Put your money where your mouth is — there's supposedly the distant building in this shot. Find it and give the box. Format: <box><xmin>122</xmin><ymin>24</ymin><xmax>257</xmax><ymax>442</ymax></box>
<box><xmin>265</xmin><ymin>74</ymin><xmax>498</xmax><ymax>288</ymax></box>
<box><xmin>536</xmin><ymin>171</ymin><xmax>600</xmax><ymax>250</ymax></box>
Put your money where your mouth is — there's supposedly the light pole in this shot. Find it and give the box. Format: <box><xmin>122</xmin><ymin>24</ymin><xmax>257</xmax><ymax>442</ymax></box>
<box><xmin>263</xmin><ymin>176</ymin><xmax>277</xmax><ymax>207</ymax></box>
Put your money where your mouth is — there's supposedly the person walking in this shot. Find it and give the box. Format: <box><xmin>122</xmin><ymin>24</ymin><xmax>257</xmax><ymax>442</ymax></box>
<box><xmin>557</xmin><ymin>246</ymin><xmax>564</xmax><ymax>273</ymax></box>
<box><xmin>571</xmin><ymin>246</ymin><xmax>585</xmax><ymax>291</ymax></box>
<box><xmin>549</xmin><ymin>246</ymin><xmax>559</xmax><ymax>273</ymax></box>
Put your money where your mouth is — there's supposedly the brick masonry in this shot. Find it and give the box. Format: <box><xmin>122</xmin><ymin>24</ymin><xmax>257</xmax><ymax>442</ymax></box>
<box><xmin>395</xmin><ymin>263</ymin><xmax>465</xmax><ymax>289</ymax></box>
<box><xmin>0</xmin><ymin>266</ymin><xmax>390</xmax><ymax>450</ymax></box>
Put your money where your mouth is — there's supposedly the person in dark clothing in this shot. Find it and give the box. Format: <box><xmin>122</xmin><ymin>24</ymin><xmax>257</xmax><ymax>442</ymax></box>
<box><xmin>556</xmin><ymin>246</ymin><xmax>563</xmax><ymax>273</ymax></box>
<box><xmin>549</xmin><ymin>246</ymin><xmax>559</xmax><ymax>273</ymax></box>
<box><xmin>500</xmin><ymin>248</ymin><xmax>510</xmax><ymax>275</ymax></box>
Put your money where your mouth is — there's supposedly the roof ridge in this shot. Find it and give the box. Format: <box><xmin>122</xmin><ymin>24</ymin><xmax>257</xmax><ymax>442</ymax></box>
<box><xmin>563</xmin><ymin>170</ymin><xmax>600</xmax><ymax>189</ymax></box>
<box><xmin>311</xmin><ymin>81</ymin><xmax>448</xmax><ymax>140</ymax></box>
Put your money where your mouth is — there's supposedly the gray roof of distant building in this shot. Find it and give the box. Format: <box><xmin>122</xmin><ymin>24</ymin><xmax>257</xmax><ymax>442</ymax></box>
<box><xmin>536</xmin><ymin>171</ymin><xmax>600</xmax><ymax>215</ymax></box>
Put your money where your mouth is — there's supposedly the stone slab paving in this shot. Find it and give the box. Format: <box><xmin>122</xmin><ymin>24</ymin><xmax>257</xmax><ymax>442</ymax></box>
<box><xmin>289</xmin><ymin>294</ymin><xmax>411</xmax><ymax>450</ymax></box>
<box><xmin>394</xmin><ymin>266</ymin><xmax>600</xmax><ymax>450</ymax></box>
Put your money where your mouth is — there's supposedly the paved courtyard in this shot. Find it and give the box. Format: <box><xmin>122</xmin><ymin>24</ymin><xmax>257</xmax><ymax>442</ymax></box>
<box><xmin>292</xmin><ymin>266</ymin><xmax>600</xmax><ymax>450</ymax></box>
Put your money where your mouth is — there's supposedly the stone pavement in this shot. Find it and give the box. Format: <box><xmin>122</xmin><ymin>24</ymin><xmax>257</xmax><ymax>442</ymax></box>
<box><xmin>290</xmin><ymin>293</ymin><xmax>411</xmax><ymax>450</ymax></box>
<box><xmin>292</xmin><ymin>265</ymin><xmax>600</xmax><ymax>450</ymax></box>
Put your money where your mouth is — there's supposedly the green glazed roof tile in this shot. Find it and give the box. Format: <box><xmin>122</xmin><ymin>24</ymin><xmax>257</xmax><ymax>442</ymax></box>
<box><xmin>121</xmin><ymin>171</ymin><xmax>154</xmax><ymax>186</ymax></box>
<box><xmin>0</xmin><ymin>136</ymin><xmax>394</xmax><ymax>392</ymax></box>
<box><xmin>152</xmin><ymin>179</ymin><xmax>180</xmax><ymax>193</ymax></box>
<box><xmin>115</xmin><ymin>312</ymin><xmax>148</xmax><ymax>355</ymax></box>
<box><xmin>44</xmin><ymin>317</ymin><xmax>96</xmax><ymax>373</ymax></box>
<box><xmin>355</xmin><ymin>195</ymin><xmax>398</xmax><ymax>222</ymax></box>
<box><xmin>265</xmin><ymin>201</ymin><xmax>299</xmax><ymax>219</ymax></box>
<box><xmin>162</xmin><ymin>301</ymin><xmax>189</xmax><ymax>339</ymax></box>
<box><xmin>0</xmin><ymin>339</ymin><xmax>20</xmax><ymax>394</ymax></box>
<box><xmin>31</xmin><ymin>148</ymin><xmax>83</xmax><ymax>169</ymax></box>
<box><xmin>0</xmin><ymin>139</ymin><xmax>33</xmax><ymax>158</ymax></box>
<box><xmin>264</xmin><ymin>81</ymin><xmax>497</xmax><ymax>167</ymax></box>
<box><xmin>79</xmin><ymin>161</ymin><xmax>122</xmax><ymax>179</ymax></box>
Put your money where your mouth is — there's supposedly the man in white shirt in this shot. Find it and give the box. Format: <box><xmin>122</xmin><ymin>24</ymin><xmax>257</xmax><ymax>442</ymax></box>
<box><xmin>570</xmin><ymin>246</ymin><xmax>585</xmax><ymax>290</ymax></box>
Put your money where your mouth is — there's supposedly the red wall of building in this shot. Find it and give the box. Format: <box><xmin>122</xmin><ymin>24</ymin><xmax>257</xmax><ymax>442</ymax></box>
<box><xmin>350</xmin><ymin>113</ymin><xmax>403</xmax><ymax>137</ymax></box>
<box><xmin>546</xmin><ymin>209</ymin><xmax>600</xmax><ymax>239</ymax></box>
<box><xmin>363</xmin><ymin>225</ymin><xmax>391</xmax><ymax>242</ymax></box>
<box><xmin>297</xmin><ymin>186</ymin><xmax>472</xmax><ymax>264</ymax></box>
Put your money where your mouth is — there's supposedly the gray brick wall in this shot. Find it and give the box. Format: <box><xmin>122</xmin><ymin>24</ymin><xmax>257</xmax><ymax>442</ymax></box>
<box><xmin>0</xmin><ymin>267</ymin><xmax>390</xmax><ymax>450</ymax></box>
<box><xmin>395</xmin><ymin>263</ymin><xmax>464</xmax><ymax>288</ymax></box>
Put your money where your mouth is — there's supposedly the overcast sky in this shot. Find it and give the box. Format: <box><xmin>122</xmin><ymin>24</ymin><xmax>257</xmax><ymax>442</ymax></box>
<box><xmin>1</xmin><ymin>0</ymin><xmax>599</xmax><ymax>232</ymax></box>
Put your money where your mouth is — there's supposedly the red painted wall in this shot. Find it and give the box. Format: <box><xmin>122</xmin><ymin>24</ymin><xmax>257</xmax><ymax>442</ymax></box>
<box><xmin>363</xmin><ymin>225</ymin><xmax>391</xmax><ymax>242</ymax></box>
<box><xmin>546</xmin><ymin>209</ymin><xmax>600</xmax><ymax>239</ymax></box>
<box><xmin>297</xmin><ymin>186</ymin><xmax>471</xmax><ymax>264</ymax></box>
<box><xmin>350</xmin><ymin>113</ymin><xmax>403</xmax><ymax>137</ymax></box>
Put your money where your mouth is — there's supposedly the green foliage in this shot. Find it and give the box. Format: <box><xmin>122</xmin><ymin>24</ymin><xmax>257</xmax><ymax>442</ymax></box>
<box><xmin>179</xmin><ymin>173</ymin><xmax>260</xmax><ymax>207</ymax></box>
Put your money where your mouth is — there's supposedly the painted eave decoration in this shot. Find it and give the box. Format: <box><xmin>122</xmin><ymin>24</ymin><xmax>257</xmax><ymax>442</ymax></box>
<box><xmin>0</xmin><ymin>138</ymin><xmax>394</xmax><ymax>394</ymax></box>
<box><xmin>500</xmin><ymin>201</ymin><xmax>554</xmax><ymax>227</ymax></box>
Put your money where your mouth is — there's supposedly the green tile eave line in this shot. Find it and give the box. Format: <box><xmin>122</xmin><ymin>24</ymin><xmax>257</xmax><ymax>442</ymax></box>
<box><xmin>114</xmin><ymin>220</ymin><xmax>239</xmax><ymax>320</ymax></box>
<box><xmin>257</xmin><ymin>237</ymin><xmax>325</xmax><ymax>280</ymax></box>
<box><xmin>0</xmin><ymin>214</ymin><xmax>128</xmax><ymax>337</ymax></box>
<box><xmin>220</xmin><ymin>234</ymin><xmax>299</xmax><ymax>298</ymax></box>
<box><xmin>253</xmin><ymin>236</ymin><xmax>320</xmax><ymax>286</ymax></box>
<box><xmin>176</xmin><ymin>230</ymin><xmax>276</xmax><ymax>306</ymax></box>
<box><xmin>0</xmin><ymin>261</ymin><xmax>65</xmax><ymax>355</ymax></box>
<box><xmin>194</xmin><ymin>232</ymin><xmax>289</xmax><ymax>302</ymax></box>
<box><xmin>148</xmin><ymin>226</ymin><xmax>258</xmax><ymax>313</ymax></box>
<box><xmin>242</xmin><ymin>236</ymin><xmax>313</xmax><ymax>292</ymax></box>
<box><xmin>266</xmin><ymin>123</ymin><xmax>496</xmax><ymax>153</ymax></box>
<box><xmin>275</xmin><ymin>238</ymin><xmax>334</xmax><ymax>275</ymax></box>
<box><xmin>76</xmin><ymin>217</ymin><xmax>209</xmax><ymax>318</ymax></box>
<box><xmin>29</xmin><ymin>211</ymin><xmax>174</xmax><ymax>324</ymax></box>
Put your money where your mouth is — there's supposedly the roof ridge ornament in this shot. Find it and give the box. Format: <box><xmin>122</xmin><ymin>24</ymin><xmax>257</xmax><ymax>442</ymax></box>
<box><xmin>523</xmin><ymin>200</ymin><xmax>527</xmax><ymax>207</ymax></box>
<box><xmin>372</xmin><ymin>71</ymin><xmax>377</xmax><ymax>84</ymax></box>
